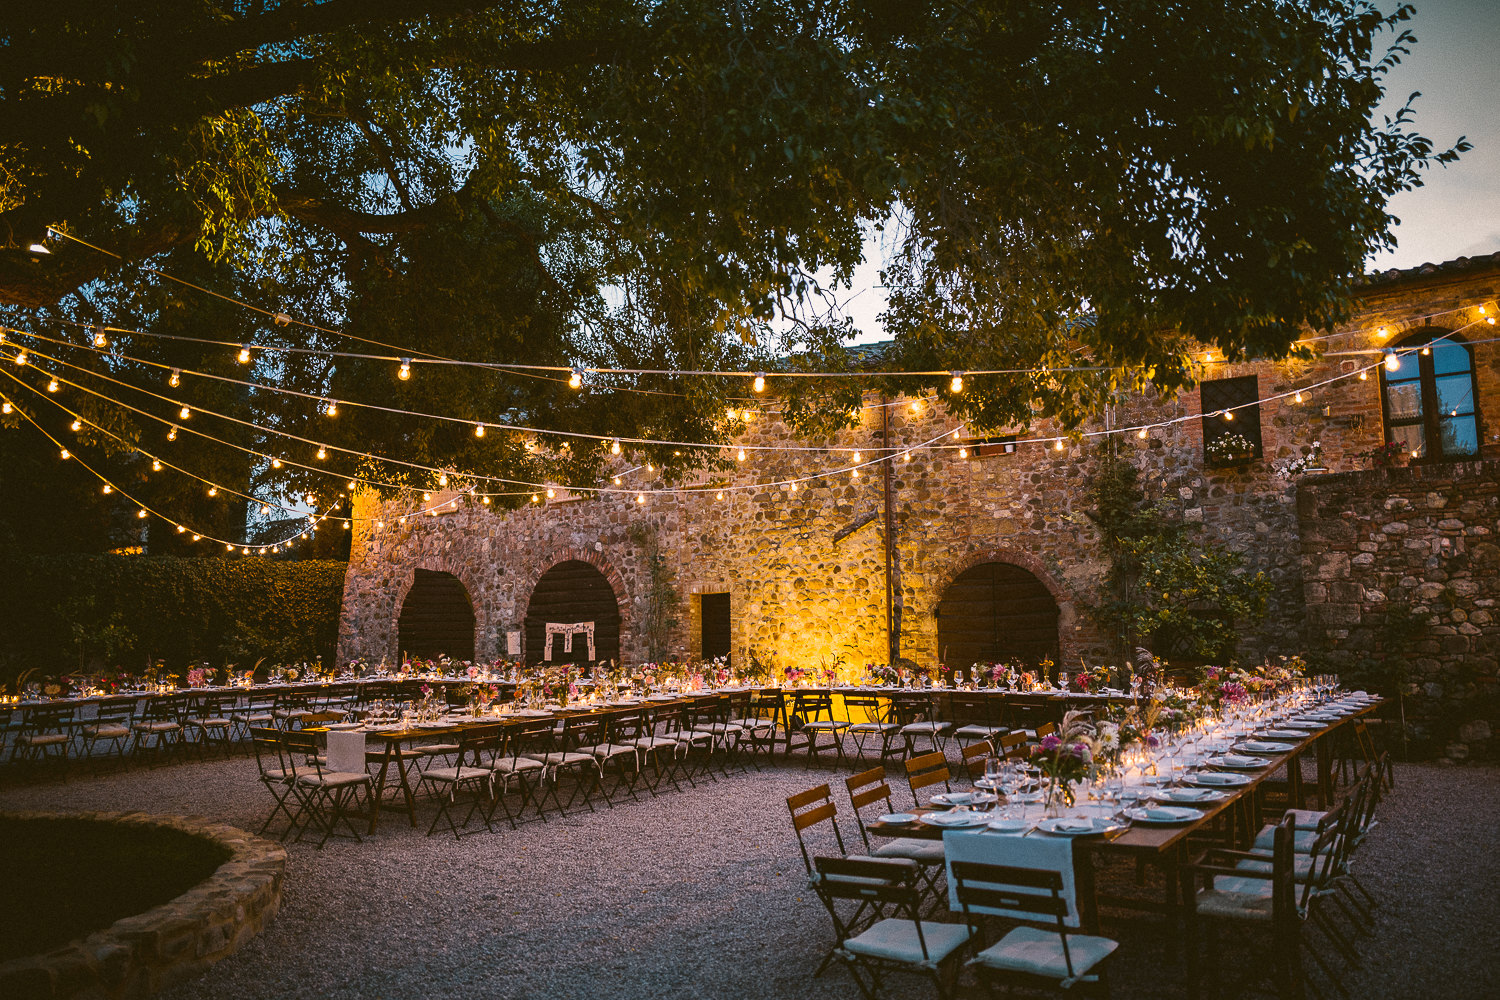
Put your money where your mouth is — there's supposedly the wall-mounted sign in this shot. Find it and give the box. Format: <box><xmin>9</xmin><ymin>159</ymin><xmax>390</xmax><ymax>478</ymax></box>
<box><xmin>544</xmin><ymin>621</ymin><xmax>595</xmax><ymax>661</ymax></box>
<box><xmin>506</xmin><ymin>630</ymin><xmax>522</xmax><ymax>656</ymax></box>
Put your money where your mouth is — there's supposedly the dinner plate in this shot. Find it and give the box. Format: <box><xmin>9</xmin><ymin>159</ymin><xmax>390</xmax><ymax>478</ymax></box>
<box><xmin>931</xmin><ymin>791</ymin><xmax>998</xmax><ymax>807</ymax></box>
<box><xmin>1257</xmin><ymin>729</ymin><xmax>1310</xmax><ymax>739</ymax></box>
<box><xmin>1036</xmin><ymin>816</ymin><xmax>1124</xmax><ymax>836</ymax></box>
<box><xmin>1162</xmin><ymin>787</ymin><xmax>1230</xmax><ymax>804</ymax></box>
<box><xmin>1007</xmin><ymin>790</ymin><xmax>1046</xmax><ymax>804</ymax></box>
<box><xmin>325</xmin><ymin>722</ymin><xmax>363</xmax><ymax>730</ymax></box>
<box><xmin>1213</xmin><ymin>754</ymin><xmax>1268</xmax><ymax>769</ymax></box>
<box><xmin>877</xmin><ymin>813</ymin><xmax>918</xmax><ymax>825</ymax></box>
<box><xmin>986</xmin><ymin>817</ymin><xmax>1032</xmax><ymax>834</ymax></box>
<box><xmin>1238</xmin><ymin>741</ymin><xmax>1297</xmax><ymax>754</ymax></box>
<box><xmin>1188</xmin><ymin>771</ymin><xmax>1253</xmax><ymax>787</ymax></box>
<box><xmin>1124</xmin><ymin>805</ymin><xmax>1203</xmax><ymax>824</ymax></box>
<box><xmin>647</xmin><ymin>694</ymin><xmax>680</xmax><ymax>701</ymax></box>
<box><xmin>918</xmin><ymin>811</ymin><xmax>992</xmax><ymax>828</ymax></box>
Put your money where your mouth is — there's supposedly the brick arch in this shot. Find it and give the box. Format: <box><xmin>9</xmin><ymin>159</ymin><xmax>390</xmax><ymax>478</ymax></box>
<box><xmin>516</xmin><ymin>547</ymin><xmax>633</xmax><ymax>640</ymax></box>
<box><xmin>920</xmin><ymin>546</ymin><xmax>1078</xmax><ymax>667</ymax></box>
<box><xmin>388</xmin><ymin>558</ymin><xmax>487</xmax><ymax>662</ymax></box>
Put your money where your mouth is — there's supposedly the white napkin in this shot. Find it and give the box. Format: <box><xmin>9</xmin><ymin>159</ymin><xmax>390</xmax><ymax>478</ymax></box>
<box><xmin>326</xmin><ymin>730</ymin><xmax>366</xmax><ymax>774</ymax></box>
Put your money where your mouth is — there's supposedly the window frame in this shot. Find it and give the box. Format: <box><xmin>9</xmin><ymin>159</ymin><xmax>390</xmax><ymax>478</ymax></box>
<box><xmin>1378</xmin><ymin>330</ymin><xmax>1481</xmax><ymax>463</ymax></box>
<box><xmin>1199</xmin><ymin>374</ymin><xmax>1263</xmax><ymax>466</ymax></box>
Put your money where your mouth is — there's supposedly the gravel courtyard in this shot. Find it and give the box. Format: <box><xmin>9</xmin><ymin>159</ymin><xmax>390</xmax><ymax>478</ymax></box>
<box><xmin>1</xmin><ymin>756</ymin><xmax>1495</xmax><ymax>1000</ymax></box>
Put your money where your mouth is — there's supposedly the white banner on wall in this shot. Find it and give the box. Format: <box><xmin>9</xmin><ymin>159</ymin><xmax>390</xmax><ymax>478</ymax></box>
<box><xmin>543</xmin><ymin>621</ymin><xmax>595</xmax><ymax>661</ymax></box>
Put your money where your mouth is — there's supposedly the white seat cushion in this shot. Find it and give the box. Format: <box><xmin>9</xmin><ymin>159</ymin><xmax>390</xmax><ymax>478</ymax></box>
<box><xmin>1285</xmin><ymin>809</ymin><xmax>1327</xmax><ymax>830</ymax></box>
<box><xmin>873</xmin><ymin>837</ymin><xmax>945</xmax><ymax>864</ymax></box>
<box><xmin>848</xmin><ymin>722</ymin><xmax>900</xmax><ymax>733</ymax></box>
<box><xmin>133</xmin><ymin>721</ymin><xmax>180</xmax><ymax>732</ymax></box>
<box><xmin>841</xmin><ymin>918</ymin><xmax>972</xmax><ymax>966</ymax></box>
<box><xmin>298</xmin><ymin>771</ymin><xmax>371</xmax><ymax>788</ymax></box>
<box><xmin>529</xmin><ymin>751</ymin><xmax>597</xmax><ymax>766</ymax></box>
<box><xmin>584</xmin><ymin>743</ymin><xmax>638</xmax><ymax>759</ymax></box>
<box><xmin>1253</xmin><ymin>824</ymin><xmax>1320</xmax><ymax>853</ymax></box>
<box><xmin>1235</xmin><ymin>855</ymin><xmax>1316</xmax><ymax>881</ymax></box>
<box><xmin>693</xmin><ymin>722</ymin><xmax>744</xmax><ymax>734</ymax></box>
<box><xmin>422</xmin><ymin>766</ymin><xmax>490</xmax><ymax>784</ymax></box>
<box><xmin>19</xmin><ymin>733</ymin><xmax>69</xmax><ymax>745</ymax></box>
<box><xmin>970</xmin><ymin>925</ymin><xmax>1117</xmax><ymax>980</ymax></box>
<box><xmin>87</xmin><ymin>725</ymin><xmax>132</xmax><ymax>739</ymax></box>
<box><xmin>804</xmin><ymin>720</ymin><xmax>850</xmax><ymax>731</ymax></box>
<box><xmin>954</xmin><ymin>724</ymin><xmax>1006</xmax><ymax>738</ymax></box>
<box><xmin>632</xmin><ymin>737</ymin><xmax>680</xmax><ymax>750</ymax></box>
<box><xmin>1195</xmin><ymin>885</ymin><xmax>1275</xmax><ymax>921</ymax></box>
<box><xmin>418</xmin><ymin>743</ymin><xmax>461</xmax><ymax>755</ymax></box>
<box><xmin>191</xmin><ymin>717</ymin><xmax>232</xmax><ymax>727</ymax></box>
<box><xmin>492</xmin><ymin>757</ymin><xmax>545</xmax><ymax>773</ymax></box>
<box><xmin>900</xmin><ymin>722</ymin><xmax>951</xmax><ymax>733</ymax></box>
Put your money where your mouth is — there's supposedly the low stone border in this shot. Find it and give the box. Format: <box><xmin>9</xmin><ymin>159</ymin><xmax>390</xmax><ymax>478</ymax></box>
<box><xmin>0</xmin><ymin>811</ymin><xmax>286</xmax><ymax>1000</ymax></box>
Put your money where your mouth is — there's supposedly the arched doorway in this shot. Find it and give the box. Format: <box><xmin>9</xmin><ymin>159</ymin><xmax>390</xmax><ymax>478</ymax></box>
<box><xmin>397</xmin><ymin>569</ymin><xmax>476</xmax><ymax>661</ymax></box>
<box><xmin>935</xmin><ymin>561</ymin><xmax>1060</xmax><ymax>668</ymax></box>
<box><xmin>524</xmin><ymin>560</ymin><xmax>621</xmax><ymax>666</ymax></box>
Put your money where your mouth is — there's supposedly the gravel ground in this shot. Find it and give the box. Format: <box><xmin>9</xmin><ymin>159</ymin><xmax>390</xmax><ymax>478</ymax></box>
<box><xmin>1</xmin><ymin>754</ymin><xmax>1495</xmax><ymax>1000</ymax></box>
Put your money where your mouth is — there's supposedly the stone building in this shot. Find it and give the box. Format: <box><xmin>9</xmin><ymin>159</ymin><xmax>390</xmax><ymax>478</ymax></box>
<box><xmin>337</xmin><ymin>253</ymin><xmax>1500</xmax><ymax>757</ymax></box>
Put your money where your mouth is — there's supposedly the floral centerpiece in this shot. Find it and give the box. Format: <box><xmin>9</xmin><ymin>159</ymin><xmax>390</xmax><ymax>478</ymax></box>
<box><xmin>1204</xmin><ymin>431</ymin><xmax>1256</xmax><ymax>464</ymax></box>
<box><xmin>1031</xmin><ymin>712</ymin><xmax>1099</xmax><ymax>812</ymax></box>
<box><xmin>1070</xmin><ymin>662</ymin><xmax>1115</xmax><ymax>693</ymax></box>
<box><xmin>867</xmin><ymin>663</ymin><xmax>900</xmax><ymax>686</ymax></box>
<box><xmin>1198</xmin><ymin>665</ymin><xmax>1252</xmax><ymax>708</ymax></box>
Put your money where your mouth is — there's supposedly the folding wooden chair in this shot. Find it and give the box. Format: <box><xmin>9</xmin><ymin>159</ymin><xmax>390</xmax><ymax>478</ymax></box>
<box><xmin>904</xmin><ymin>750</ymin><xmax>952</xmax><ymax>807</ymax></box>
<box><xmin>842</xmin><ymin>691</ymin><xmax>903</xmax><ymax>764</ymax></box>
<box><xmin>283</xmin><ymin>729</ymin><xmax>373</xmax><ymax>848</ymax></box>
<box><xmin>420</xmin><ymin>724</ymin><xmax>503</xmax><ymax>838</ymax></box>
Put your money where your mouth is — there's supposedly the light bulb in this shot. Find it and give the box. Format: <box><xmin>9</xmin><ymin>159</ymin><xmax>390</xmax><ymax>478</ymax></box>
<box><xmin>569</xmin><ymin>368</ymin><xmax>583</xmax><ymax>389</ymax></box>
<box><xmin>1055</xmin><ymin>438</ymin><xmax>1065</xmax><ymax>451</ymax></box>
<box><xmin>70</xmin><ymin>419</ymin><xmax>81</xmax><ymax>431</ymax></box>
<box><xmin>168</xmin><ymin>369</ymin><xmax>180</xmax><ymax>386</ymax></box>
<box><xmin>742</xmin><ymin>409</ymin><xmax>754</xmax><ymax>421</ymax></box>
<box><xmin>1224</xmin><ymin>410</ymin><xmax>1235</xmax><ymax>421</ymax></box>
<box><xmin>422</xmin><ymin>492</ymin><xmax>431</xmax><ymax>501</ymax></box>
<box><xmin>137</xmin><ymin>508</ymin><xmax>147</xmax><ymax>519</ymax></box>
<box><xmin>1294</xmin><ymin>391</ymin><xmax>1303</xmax><ymax>404</ymax></box>
<box><xmin>1138</xmin><ymin>427</ymin><xmax>1149</xmax><ymax>439</ymax></box>
<box><xmin>47</xmin><ymin>379</ymin><xmax>58</xmax><ymax>392</ymax></box>
<box><xmin>346</xmin><ymin>480</ymin><xmax>355</xmax><ymax>491</ymax></box>
<box><xmin>789</xmin><ymin>481</ymin><xmax>798</xmax><ymax>492</ymax></box>
<box><xmin>180</xmin><ymin>406</ymin><xmax>191</xmax><ymax>419</ymax></box>
<box><xmin>397</xmin><ymin>517</ymin><xmax>406</xmax><ymax>525</ymax></box>
<box><xmin>241</xmin><ymin>547</ymin><xmax>249</xmax><ymax>555</ymax></box>
<box><xmin>647</xmin><ymin>463</ymin><xmax>653</xmax><ymax>472</ymax></box>
<box><xmin>636</xmin><ymin>494</ymin><xmax>645</xmax><ymax>504</ymax></box>
<box><xmin>753</xmin><ymin>372</ymin><xmax>766</xmax><ymax>393</ymax></box>
<box><xmin>852</xmin><ymin>451</ymin><xmax>861</xmax><ymax>462</ymax></box>
<box><xmin>102</xmin><ymin>484</ymin><xmax>112</xmax><ymax>494</ymax></box>
<box><xmin>1359</xmin><ymin>370</ymin><xmax>1368</xmax><ymax>381</ymax></box>
<box><xmin>1384</xmin><ymin>352</ymin><xmax>1399</xmax><ymax>372</ymax></box>
<box><xmin>903</xmin><ymin>451</ymin><xmax>911</xmax><ymax>461</ymax></box>
<box><xmin>1377</xmin><ymin>326</ymin><xmax>1389</xmax><ymax>339</ymax></box>
<box><xmin>737</xmin><ymin>449</ymin><xmax>746</xmax><ymax>462</ymax></box>
<box><xmin>1421</xmin><ymin>346</ymin><xmax>1430</xmax><ymax>356</ymax></box>
<box><xmin>950</xmin><ymin>371</ymin><xmax>964</xmax><ymax>393</ymax></box>
<box><xmin>316</xmin><ymin>445</ymin><xmax>327</xmax><ymax>459</ymax></box>
<box><xmin>271</xmin><ymin>458</ymin><xmax>281</xmax><ymax>468</ymax></box>
<box><xmin>546</xmin><ymin>488</ymin><xmax>556</xmax><ymax>498</ymax></box>
<box><xmin>176</xmin><ymin>525</ymin><xmax>185</xmax><ymax>533</ymax></box>
<box><xmin>238</xmin><ymin>345</ymin><xmax>251</xmax><ymax>363</ymax></box>
<box><xmin>438</xmin><ymin>472</ymin><xmax>448</xmax><ymax>486</ymax></box>
<box><xmin>227</xmin><ymin>543</ymin><xmax>234</xmax><ymax>552</ymax></box>
<box><xmin>398</xmin><ymin>358</ymin><xmax>412</xmax><ymax>380</ymax></box>
<box><xmin>14</xmin><ymin>351</ymin><xmax>28</xmax><ymax>366</ymax></box>
<box><xmin>481</xmin><ymin>497</ymin><xmax>490</xmax><ymax>505</ymax></box>
<box><xmin>326</xmin><ymin>401</ymin><xmax>338</xmax><ymax>416</ymax></box>
<box><xmin>192</xmin><ymin>534</ymin><xmax>200</xmax><ymax>541</ymax></box>
<box><xmin>852</xmin><ymin>468</ymin><xmax>860</xmax><ymax>478</ymax></box>
<box><xmin>1488</xmin><ymin>317</ymin><xmax>1497</xmax><ymax>326</ymax></box>
<box><xmin>474</xmin><ymin>423</ymin><xmax>485</xmax><ymax>437</ymax></box>
<box><xmin>909</xmin><ymin>400</ymin><xmax>921</xmax><ymax>413</ymax></box>
<box><xmin>1</xmin><ymin>402</ymin><xmax>10</xmax><ymax>414</ymax></box>
<box><xmin>613</xmin><ymin>476</ymin><xmax>622</xmax><ymax>485</ymax></box>
<box><xmin>168</xmin><ymin>427</ymin><xmax>177</xmax><ymax>441</ymax></box>
<box><xmin>715</xmin><ymin>491</ymin><xmax>724</xmax><ymax>500</ymax></box>
<box><xmin>611</xmin><ymin>438</ymin><xmax>620</xmax><ymax>454</ymax></box>
<box><xmin>152</xmin><ymin>459</ymin><xmax>162</xmax><ymax>471</ymax></box>
<box><xmin>958</xmin><ymin>447</ymin><xmax>968</xmax><ymax>459</ymax></box>
<box><xmin>343</xmin><ymin>520</ymin><xmax>350</xmax><ymax>529</ymax></box>
<box><xmin>208</xmin><ymin>486</ymin><xmax>218</xmax><ymax>496</ymax></box>
<box><xmin>531</xmin><ymin>494</ymin><xmax>540</xmax><ymax>503</ymax></box>
<box><xmin>93</xmin><ymin>329</ymin><xmax>108</xmax><ymax>347</ymax></box>
<box><xmin>60</xmin><ymin>448</ymin><xmax>70</xmax><ymax>459</ymax></box>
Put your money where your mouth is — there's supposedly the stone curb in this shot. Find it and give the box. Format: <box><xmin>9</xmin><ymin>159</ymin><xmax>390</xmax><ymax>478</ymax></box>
<box><xmin>0</xmin><ymin>811</ymin><xmax>286</xmax><ymax>1000</ymax></box>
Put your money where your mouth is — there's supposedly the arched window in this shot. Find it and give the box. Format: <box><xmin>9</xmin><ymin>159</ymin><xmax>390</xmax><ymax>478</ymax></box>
<box><xmin>1380</xmin><ymin>331</ymin><xmax>1480</xmax><ymax>461</ymax></box>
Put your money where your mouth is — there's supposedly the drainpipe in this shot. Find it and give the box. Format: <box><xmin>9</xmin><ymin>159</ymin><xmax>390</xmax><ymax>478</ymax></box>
<box><xmin>882</xmin><ymin>397</ymin><xmax>900</xmax><ymax>662</ymax></box>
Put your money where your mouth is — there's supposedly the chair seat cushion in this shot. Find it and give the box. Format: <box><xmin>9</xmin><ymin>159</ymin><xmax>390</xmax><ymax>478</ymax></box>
<box><xmin>954</xmin><ymin>724</ymin><xmax>1007</xmax><ymax>738</ymax></box>
<box><xmin>418</xmin><ymin>743</ymin><xmax>461</xmax><ymax>755</ymax></box>
<box><xmin>969</xmin><ymin>925</ymin><xmax>1117</xmax><ymax>980</ymax></box>
<box><xmin>1195</xmin><ymin>885</ymin><xmax>1275</xmax><ymax>921</ymax></box>
<box><xmin>237</xmin><ymin>713</ymin><xmax>275</xmax><ymax>724</ymax></box>
<box><xmin>87</xmin><ymin>725</ymin><xmax>132</xmax><ymax>739</ymax></box>
<box><xmin>841</xmin><ymin>918</ymin><xmax>972</xmax><ymax>966</ymax></box>
<box><xmin>492</xmin><ymin>757</ymin><xmax>545</xmax><ymax>773</ymax></box>
<box><xmin>873</xmin><ymin>837</ymin><xmax>946</xmax><ymax>864</ymax></box>
<box><xmin>692</xmin><ymin>722</ymin><xmax>744</xmax><ymax>734</ymax></box>
<box><xmin>298</xmin><ymin>771</ymin><xmax>371</xmax><ymax>788</ymax></box>
<box><xmin>422</xmin><ymin>766</ymin><xmax>491</xmax><ymax>784</ymax></box>
<box><xmin>900</xmin><ymin>722</ymin><xmax>951</xmax><ymax>733</ymax></box>
<box><xmin>584</xmin><ymin>743</ymin><xmax>638</xmax><ymax>759</ymax></box>
<box><xmin>133</xmin><ymin>721</ymin><xmax>181</xmax><ymax>732</ymax></box>
<box><xmin>1235</xmin><ymin>855</ymin><xmax>1316</xmax><ymax>881</ymax></box>
<box><xmin>1285</xmin><ymin>808</ymin><xmax>1327</xmax><ymax>830</ymax></box>
<box><xmin>803</xmin><ymin>720</ymin><xmax>850</xmax><ymax>731</ymax></box>
<box><xmin>675</xmin><ymin>731</ymin><xmax>713</xmax><ymax>744</ymax></box>
<box><xmin>528</xmin><ymin>751</ymin><xmax>597</xmax><ymax>766</ymax></box>
<box><xmin>19</xmin><ymin>733</ymin><xmax>69</xmax><ymax>745</ymax></box>
<box><xmin>1253</xmin><ymin>824</ymin><xmax>1320</xmax><ymax>853</ymax></box>
<box><xmin>191</xmin><ymin>717</ymin><xmax>232</xmax><ymax>727</ymax></box>
<box><xmin>632</xmin><ymin>737</ymin><xmax>681</xmax><ymax>750</ymax></box>
<box><xmin>730</xmin><ymin>718</ymin><xmax>774</xmax><ymax>731</ymax></box>
<box><xmin>848</xmin><ymin>722</ymin><xmax>900</xmax><ymax>733</ymax></box>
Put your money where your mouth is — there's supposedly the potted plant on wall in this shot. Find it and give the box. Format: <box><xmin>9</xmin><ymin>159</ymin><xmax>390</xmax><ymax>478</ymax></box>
<box><xmin>1204</xmin><ymin>431</ymin><xmax>1256</xmax><ymax>467</ymax></box>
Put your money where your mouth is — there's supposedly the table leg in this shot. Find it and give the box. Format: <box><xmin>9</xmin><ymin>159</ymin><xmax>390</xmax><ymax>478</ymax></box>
<box><xmin>394</xmin><ymin>747</ymin><xmax>419</xmax><ymax>826</ymax></box>
<box><xmin>366</xmin><ymin>743</ymin><xmax>394</xmax><ymax>835</ymax></box>
<box><xmin>1315</xmin><ymin>734</ymin><xmax>1333</xmax><ymax>809</ymax></box>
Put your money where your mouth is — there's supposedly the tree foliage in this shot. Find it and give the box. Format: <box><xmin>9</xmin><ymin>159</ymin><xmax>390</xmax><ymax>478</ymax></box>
<box><xmin>0</xmin><ymin>1</ymin><xmax>1467</xmax><ymax>538</ymax></box>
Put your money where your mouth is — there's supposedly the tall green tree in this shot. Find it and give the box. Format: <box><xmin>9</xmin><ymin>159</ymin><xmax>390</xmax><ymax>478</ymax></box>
<box><xmin>0</xmin><ymin>0</ymin><xmax>1467</xmax><ymax>526</ymax></box>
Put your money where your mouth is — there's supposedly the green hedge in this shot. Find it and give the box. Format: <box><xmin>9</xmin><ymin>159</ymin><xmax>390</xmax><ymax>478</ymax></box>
<box><xmin>0</xmin><ymin>555</ymin><xmax>348</xmax><ymax>679</ymax></box>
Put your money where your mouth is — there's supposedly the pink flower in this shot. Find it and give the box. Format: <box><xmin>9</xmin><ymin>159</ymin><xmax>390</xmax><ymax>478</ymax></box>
<box><xmin>1040</xmin><ymin>733</ymin><xmax>1063</xmax><ymax>751</ymax></box>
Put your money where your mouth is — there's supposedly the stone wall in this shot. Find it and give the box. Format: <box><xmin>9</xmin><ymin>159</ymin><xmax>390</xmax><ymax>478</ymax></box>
<box><xmin>335</xmin><ymin>260</ymin><xmax>1500</xmax><ymax>712</ymax></box>
<box><xmin>1297</xmin><ymin>462</ymin><xmax>1500</xmax><ymax>760</ymax></box>
<box><xmin>0</xmin><ymin>812</ymin><xmax>286</xmax><ymax>1000</ymax></box>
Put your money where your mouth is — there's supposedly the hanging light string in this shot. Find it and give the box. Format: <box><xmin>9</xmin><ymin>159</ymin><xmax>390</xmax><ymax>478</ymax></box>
<box><xmin>3</xmin><ymin>324</ymin><xmax>942</xmax><ymax>454</ymax></box>
<box><xmin>44</xmin><ymin>227</ymin><xmax>1494</xmax><ymax>384</ymax></box>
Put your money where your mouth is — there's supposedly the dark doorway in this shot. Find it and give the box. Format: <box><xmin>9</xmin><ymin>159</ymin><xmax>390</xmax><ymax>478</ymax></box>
<box><xmin>397</xmin><ymin>569</ymin><xmax>476</xmax><ymax>661</ymax></box>
<box><xmin>524</xmin><ymin>560</ymin><xmax>621</xmax><ymax>665</ymax></box>
<box><xmin>701</xmin><ymin>593</ymin><xmax>731</xmax><ymax>661</ymax></box>
<box><xmin>935</xmin><ymin>562</ymin><xmax>1059</xmax><ymax>668</ymax></box>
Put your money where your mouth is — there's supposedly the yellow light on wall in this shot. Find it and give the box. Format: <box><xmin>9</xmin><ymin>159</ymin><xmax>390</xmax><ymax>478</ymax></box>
<box><xmin>1054</xmin><ymin>438</ymin><xmax>1065</xmax><ymax>450</ymax></box>
<box><xmin>909</xmin><ymin>400</ymin><xmax>922</xmax><ymax>414</ymax></box>
<box><xmin>716</xmin><ymin>491</ymin><xmax>724</xmax><ymax>500</ymax></box>
<box><xmin>636</xmin><ymin>494</ymin><xmax>646</xmax><ymax>504</ymax></box>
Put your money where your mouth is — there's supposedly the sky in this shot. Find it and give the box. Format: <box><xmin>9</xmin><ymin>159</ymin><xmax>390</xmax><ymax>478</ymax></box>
<box><xmin>840</xmin><ymin>0</ymin><xmax>1500</xmax><ymax>342</ymax></box>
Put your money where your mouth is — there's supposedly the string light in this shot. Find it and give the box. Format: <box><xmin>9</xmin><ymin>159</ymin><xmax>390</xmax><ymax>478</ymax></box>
<box><xmin>737</xmin><ymin>449</ymin><xmax>746</xmax><ymax>462</ymax></box>
<box><xmin>316</xmin><ymin>445</ymin><xmax>327</xmax><ymax>459</ymax></box>
<box><xmin>1377</xmin><ymin>326</ymin><xmax>1389</xmax><ymax>339</ymax></box>
<box><xmin>569</xmin><ymin>368</ymin><xmax>584</xmax><ymax>389</ymax></box>
<box><xmin>168</xmin><ymin>368</ymin><xmax>180</xmax><ymax>387</ymax></box>
<box><xmin>102</xmin><ymin>484</ymin><xmax>112</xmax><ymax>494</ymax></box>
<box><xmin>14</xmin><ymin>351</ymin><xmax>28</xmax><ymax>365</ymax></box>
<box><xmin>70</xmin><ymin>419</ymin><xmax>81</xmax><ymax>431</ymax></box>
<box><xmin>47</xmin><ymin>378</ymin><xmax>58</xmax><ymax>392</ymax></box>
<box><xmin>613</xmin><ymin>476</ymin><xmax>622</xmax><ymax>485</ymax></box>
<box><xmin>179</xmin><ymin>406</ymin><xmax>191</xmax><ymax>419</ymax></box>
<box><xmin>271</xmin><ymin>457</ymin><xmax>282</xmax><ymax>468</ymax></box>
<box><xmin>325</xmin><ymin>400</ymin><xmax>338</xmax><ymax>416</ymax></box>
<box><xmin>137</xmin><ymin>508</ymin><xmax>147</xmax><ymax>519</ymax></box>
<box><xmin>207</xmin><ymin>486</ymin><xmax>218</xmax><ymax>496</ymax></box>
<box><xmin>611</xmin><ymin>438</ymin><xmax>621</xmax><ymax>454</ymax></box>
<box><xmin>481</xmin><ymin>497</ymin><xmax>490</xmax><ymax>505</ymax></box>
<box><xmin>852</xmin><ymin>468</ymin><xmax>860</xmax><ymax>478</ymax></box>
<box><xmin>715</xmin><ymin>491</ymin><xmax>724</xmax><ymax>500</ymax></box>
<box><xmin>167</xmin><ymin>426</ymin><xmax>177</xmax><ymax>441</ymax></box>
<box><xmin>753</xmin><ymin>372</ymin><xmax>766</xmax><ymax>393</ymax></box>
<box><xmin>238</xmin><ymin>345</ymin><xmax>251</xmax><ymax>364</ymax></box>
<box><xmin>192</xmin><ymin>534</ymin><xmax>201</xmax><ymax>541</ymax></box>
<box><xmin>1223</xmin><ymin>410</ymin><xmax>1235</xmax><ymax>421</ymax></box>
<box><xmin>1293</xmin><ymin>391</ymin><xmax>1304</xmax><ymax>404</ymax></box>
<box><xmin>636</xmin><ymin>494</ymin><xmax>646</xmax><ymax>504</ymax></box>
<box><xmin>742</xmin><ymin>409</ymin><xmax>754</xmax><ymax>421</ymax></box>
<box><xmin>1359</xmin><ymin>370</ymin><xmax>1368</xmax><ymax>381</ymax></box>
<box><xmin>789</xmin><ymin>481</ymin><xmax>798</xmax><ymax>492</ymax></box>
<box><xmin>1054</xmin><ymin>438</ymin><xmax>1065</xmax><ymax>451</ymax></box>
<box><xmin>176</xmin><ymin>525</ymin><xmax>186</xmax><ymax>533</ymax></box>
<box><xmin>474</xmin><ymin>422</ymin><xmax>485</xmax><ymax>437</ymax></box>
<box><xmin>92</xmin><ymin>328</ymin><xmax>108</xmax><ymax>347</ymax></box>
<box><xmin>1384</xmin><ymin>352</ymin><xmax>1400</xmax><ymax>372</ymax></box>
<box><xmin>950</xmin><ymin>371</ymin><xmax>964</xmax><ymax>393</ymax></box>
<box><xmin>852</xmin><ymin>451</ymin><xmax>861</xmax><ymax>462</ymax></box>
<box><xmin>438</xmin><ymin>472</ymin><xmax>448</xmax><ymax>486</ymax></box>
<box><xmin>60</xmin><ymin>448</ymin><xmax>70</xmax><ymax>459</ymax></box>
<box><xmin>152</xmin><ymin>459</ymin><xmax>162</xmax><ymax>471</ymax></box>
<box><xmin>531</xmin><ymin>493</ymin><xmax>540</xmax><ymax>503</ymax></box>
<box><xmin>397</xmin><ymin>358</ymin><xmax>412</xmax><ymax>380</ymax></box>
<box><xmin>958</xmin><ymin>447</ymin><xmax>968</xmax><ymax>459</ymax></box>
<box><xmin>346</xmin><ymin>480</ymin><xmax>356</xmax><ymax>491</ymax></box>
<box><xmin>546</xmin><ymin>487</ymin><xmax>556</xmax><ymax>498</ymax></box>
<box><xmin>1</xmin><ymin>402</ymin><xmax>9</xmax><ymax>414</ymax></box>
<box><xmin>909</xmin><ymin>400</ymin><xmax>922</xmax><ymax>413</ymax></box>
<box><xmin>1137</xmin><ymin>427</ymin><xmax>1149</xmax><ymax>439</ymax></box>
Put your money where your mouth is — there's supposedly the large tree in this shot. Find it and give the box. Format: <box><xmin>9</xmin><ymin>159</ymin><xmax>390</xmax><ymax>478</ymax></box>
<box><xmin>0</xmin><ymin>1</ymin><xmax>1464</xmax><ymax>530</ymax></box>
